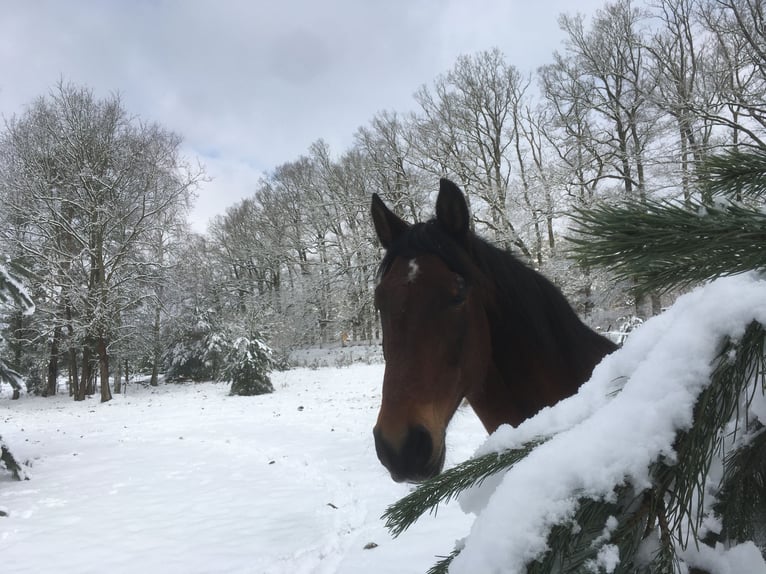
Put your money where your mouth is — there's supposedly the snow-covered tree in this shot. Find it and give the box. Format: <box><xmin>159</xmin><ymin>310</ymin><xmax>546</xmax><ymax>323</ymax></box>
<box><xmin>224</xmin><ymin>336</ymin><xmax>275</xmax><ymax>396</ymax></box>
<box><xmin>0</xmin><ymin>435</ymin><xmax>25</xmax><ymax>481</ymax></box>
<box><xmin>382</xmin><ymin>147</ymin><xmax>766</xmax><ymax>573</ymax></box>
<box><xmin>0</xmin><ymin>81</ymin><xmax>200</xmax><ymax>401</ymax></box>
<box><xmin>0</xmin><ymin>262</ymin><xmax>34</xmax><ymax>399</ymax></box>
<box><xmin>0</xmin><ymin>262</ymin><xmax>33</xmax><ymax>480</ymax></box>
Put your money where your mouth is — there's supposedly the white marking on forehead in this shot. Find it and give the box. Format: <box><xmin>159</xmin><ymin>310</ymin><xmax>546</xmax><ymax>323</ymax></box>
<box><xmin>407</xmin><ymin>258</ymin><xmax>420</xmax><ymax>283</ymax></box>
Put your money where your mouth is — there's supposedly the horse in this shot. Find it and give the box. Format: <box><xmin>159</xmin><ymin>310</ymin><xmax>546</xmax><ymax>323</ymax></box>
<box><xmin>370</xmin><ymin>179</ymin><xmax>617</xmax><ymax>483</ymax></box>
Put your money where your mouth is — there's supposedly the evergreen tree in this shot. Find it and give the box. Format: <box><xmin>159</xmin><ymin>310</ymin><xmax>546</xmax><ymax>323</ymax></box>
<box><xmin>381</xmin><ymin>147</ymin><xmax>766</xmax><ymax>573</ymax></box>
<box><xmin>0</xmin><ymin>262</ymin><xmax>34</xmax><ymax>398</ymax></box>
<box><xmin>0</xmin><ymin>435</ymin><xmax>25</xmax><ymax>481</ymax></box>
<box><xmin>0</xmin><ymin>262</ymin><xmax>33</xmax><ymax>480</ymax></box>
<box><xmin>224</xmin><ymin>335</ymin><xmax>275</xmax><ymax>397</ymax></box>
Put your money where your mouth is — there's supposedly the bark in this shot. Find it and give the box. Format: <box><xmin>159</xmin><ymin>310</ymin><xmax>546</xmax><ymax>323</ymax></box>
<box><xmin>76</xmin><ymin>346</ymin><xmax>91</xmax><ymax>401</ymax></box>
<box><xmin>44</xmin><ymin>326</ymin><xmax>61</xmax><ymax>397</ymax></box>
<box><xmin>149</xmin><ymin>301</ymin><xmax>162</xmax><ymax>387</ymax></box>
<box><xmin>98</xmin><ymin>337</ymin><xmax>112</xmax><ymax>403</ymax></box>
<box><xmin>114</xmin><ymin>358</ymin><xmax>122</xmax><ymax>394</ymax></box>
<box><xmin>66</xmin><ymin>303</ymin><xmax>77</xmax><ymax>397</ymax></box>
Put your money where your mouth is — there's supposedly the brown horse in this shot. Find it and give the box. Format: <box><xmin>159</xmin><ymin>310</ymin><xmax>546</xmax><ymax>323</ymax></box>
<box><xmin>371</xmin><ymin>179</ymin><xmax>617</xmax><ymax>483</ymax></box>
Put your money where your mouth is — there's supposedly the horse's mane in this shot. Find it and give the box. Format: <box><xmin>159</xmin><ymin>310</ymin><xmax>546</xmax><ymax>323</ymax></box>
<box><xmin>378</xmin><ymin>220</ymin><xmax>615</xmax><ymax>391</ymax></box>
<box><xmin>377</xmin><ymin>220</ymin><xmax>473</xmax><ymax>281</ymax></box>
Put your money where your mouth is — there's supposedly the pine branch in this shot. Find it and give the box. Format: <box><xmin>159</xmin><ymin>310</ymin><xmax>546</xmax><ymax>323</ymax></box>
<box><xmin>715</xmin><ymin>426</ymin><xmax>766</xmax><ymax>543</ymax></box>
<box><xmin>0</xmin><ymin>262</ymin><xmax>34</xmax><ymax>313</ymax></box>
<box><xmin>568</xmin><ymin>200</ymin><xmax>766</xmax><ymax>296</ymax></box>
<box><xmin>527</xmin><ymin>487</ymin><xmax>649</xmax><ymax>574</ymax></box>
<box><xmin>700</xmin><ymin>147</ymin><xmax>766</xmax><ymax>201</ymax></box>
<box><xmin>426</xmin><ymin>550</ymin><xmax>460</xmax><ymax>574</ymax></box>
<box><xmin>422</xmin><ymin>323</ymin><xmax>766</xmax><ymax>574</ymax></box>
<box><xmin>713</xmin><ymin>323</ymin><xmax>766</xmax><ymax>545</ymax></box>
<box><xmin>662</xmin><ymin>322</ymin><xmax>766</xmax><ymax>545</ymax></box>
<box><xmin>0</xmin><ymin>359</ymin><xmax>23</xmax><ymax>389</ymax></box>
<box><xmin>527</xmin><ymin>322</ymin><xmax>766</xmax><ymax>574</ymax></box>
<box><xmin>643</xmin><ymin>541</ymin><xmax>681</xmax><ymax>574</ymax></box>
<box><xmin>382</xmin><ymin>439</ymin><xmax>545</xmax><ymax>537</ymax></box>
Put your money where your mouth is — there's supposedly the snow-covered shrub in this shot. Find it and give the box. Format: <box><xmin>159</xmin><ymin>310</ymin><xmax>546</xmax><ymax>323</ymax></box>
<box><xmin>164</xmin><ymin>316</ymin><xmax>223</xmax><ymax>382</ymax></box>
<box><xmin>0</xmin><ymin>262</ymin><xmax>34</xmax><ymax>399</ymax></box>
<box><xmin>0</xmin><ymin>434</ymin><xmax>26</xmax><ymax>481</ymax></box>
<box><xmin>223</xmin><ymin>336</ymin><xmax>274</xmax><ymax>396</ymax></box>
<box><xmin>23</xmin><ymin>363</ymin><xmax>44</xmax><ymax>396</ymax></box>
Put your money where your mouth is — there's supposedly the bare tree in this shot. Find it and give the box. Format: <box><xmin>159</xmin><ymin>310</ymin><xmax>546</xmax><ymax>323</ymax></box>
<box><xmin>0</xmin><ymin>82</ymin><xmax>200</xmax><ymax>401</ymax></box>
<box><xmin>697</xmin><ymin>0</ymin><xmax>766</xmax><ymax>149</ymax></box>
<box><xmin>411</xmin><ymin>49</ymin><xmax>534</xmax><ymax>257</ymax></box>
<box><xmin>646</xmin><ymin>0</ymin><xmax>717</xmax><ymax>202</ymax></box>
<box><xmin>557</xmin><ymin>1</ymin><xmax>658</xmax><ymax>200</ymax></box>
<box><xmin>355</xmin><ymin>111</ymin><xmax>428</xmax><ymax>221</ymax></box>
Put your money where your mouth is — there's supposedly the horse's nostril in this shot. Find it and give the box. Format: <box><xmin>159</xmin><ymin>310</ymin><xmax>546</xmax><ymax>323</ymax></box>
<box><xmin>374</xmin><ymin>424</ymin><xmax>437</xmax><ymax>482</ymax></box>
<box><xmin>402</xmin><ymin>425</ymin><xmax>433</xmax><ymax>469</ymax></box>
<box><xmin>373</xmin><ymin>426</ymin><xmax>395</xmax><ymax>470</ymax></box>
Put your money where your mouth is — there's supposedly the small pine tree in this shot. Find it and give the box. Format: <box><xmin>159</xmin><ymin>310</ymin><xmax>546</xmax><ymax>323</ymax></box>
<box><xmin>224</xmin><ymin>336</ymin><xmax>275</xmax><ymax>396</ymax></box>
<box><xmin>0</xmin><ymin>262</ymin><xmax>34</xmax><ymax>399</ymax></box>
<box><xmin>0</xmin><ymin>262</ymin><xmax>34</xmax><ymax>481</ymax></box>
<box><xmin>0</xmin><ymin>434</ymin><xmax>26</xmax><ymax>481</ymax></box>
<box><xmin>164</xmin><ymin>313</ymin><xmax>223</xmax><ymax>382</ymax></box>
<box><xmin>382</xmin><ymin>147</ymin><xmax>766</xmax><ymax>572</ymax></box>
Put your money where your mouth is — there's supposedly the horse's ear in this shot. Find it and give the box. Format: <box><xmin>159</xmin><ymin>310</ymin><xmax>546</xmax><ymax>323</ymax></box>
<box><xmin>436</xmin><ymin>178</ymin><xmax>470</xmax><ymax>238</ymax></box>
<box><xmin>371</xmin><ymin>193</ymin><xmax>409</xmax><ymax>249</ymax></box>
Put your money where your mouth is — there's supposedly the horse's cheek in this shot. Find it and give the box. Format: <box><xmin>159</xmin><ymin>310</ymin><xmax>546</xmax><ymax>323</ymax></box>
<box><xmin>464</xmin><ymin>303</ymin><xmax>492</xmax><ymax>385</ymax></box>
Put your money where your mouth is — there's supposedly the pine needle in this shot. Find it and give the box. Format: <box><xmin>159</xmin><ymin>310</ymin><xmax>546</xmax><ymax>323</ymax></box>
<box><xmin>568</xmin><ymin>199</ymin><xmax>766</xmax><ymax>296</ymax></box>
<box><xmin>383</xmin><ymin>439</ymin><xmax>545</xmax><ymax>537</ymax></box>
<box><xmin>426</xmin><ymin>549</ymin><xmax>460</xmax><ymax>574</ymax></box>
<box><xmin>700</xmin><ymin>147</ymin><xmax>766</xmax><ymax>201</ymax></box>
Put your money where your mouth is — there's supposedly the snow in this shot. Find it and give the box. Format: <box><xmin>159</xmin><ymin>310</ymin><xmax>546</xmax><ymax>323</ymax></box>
<box><xmin>452</xmin><ymin>273</ymin><xmax>766</xmax><ymax>574</ymax></box>
<box><xmin>680</xmin><ymin>540</ymin><xmax>766</xmax><ymax>574</ymax></box>
<box><xmin>3</xmin><ymin>273</ymin><xmax>766</xmax><ymax>574</ymax></box>
<box><xmin>0</xmin><ymin>364</ymin><xmax>485</xmax><ymax>573</ymax></box>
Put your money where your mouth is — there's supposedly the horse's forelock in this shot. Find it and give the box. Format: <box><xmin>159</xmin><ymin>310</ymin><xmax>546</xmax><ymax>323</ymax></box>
<box><xmin>376</xmin><ymin>221</ymin><xmax>474</xmax><ymax>283</ymax></box>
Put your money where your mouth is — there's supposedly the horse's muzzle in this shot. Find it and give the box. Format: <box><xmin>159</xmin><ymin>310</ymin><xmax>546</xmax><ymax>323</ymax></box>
<box><xmin>373</xmin><ymin>424</ymin><xmax>445</xmax><ymax>483</ymax></box>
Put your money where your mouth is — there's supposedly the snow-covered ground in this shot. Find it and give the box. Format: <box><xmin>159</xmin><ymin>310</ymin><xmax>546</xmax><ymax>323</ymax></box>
<box><xmin>0</xmin><ymin>364</ymin><xmax>485</xmax><ymax>574</ymax></box>
<box><xmin>5</xmin><ymin>275</ymin><xmax>766</xmax><ymax>574</ymax></box>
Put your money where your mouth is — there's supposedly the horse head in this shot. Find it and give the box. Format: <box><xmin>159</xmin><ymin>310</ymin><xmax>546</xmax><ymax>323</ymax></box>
<box><xmin>370</xmin><ymin>179</ymin><xmax>492</xmax><ymax>482</ymax></box>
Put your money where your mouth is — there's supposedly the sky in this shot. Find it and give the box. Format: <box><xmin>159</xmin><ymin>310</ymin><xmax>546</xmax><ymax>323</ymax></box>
<box><xmin>0</xmin><ymin>0</ymin><xmax>606</xmax><ymax>232</ymax></box>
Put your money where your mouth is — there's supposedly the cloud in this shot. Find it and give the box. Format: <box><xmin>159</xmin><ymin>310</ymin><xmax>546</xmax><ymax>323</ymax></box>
<box><xmin>0</xmin><ymin>0</ymin><xmax>605</xmax><ymax>232</ymax></box>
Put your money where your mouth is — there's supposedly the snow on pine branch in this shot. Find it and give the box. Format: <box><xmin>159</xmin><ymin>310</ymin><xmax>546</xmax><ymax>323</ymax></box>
<box><xmin>448</xmin><ymin>272</ymin><xmax>766</xmax><ymax>574</ymax></box>
<box><xmin>0</xmin><ymin>263</ymin><xmax>34</xmax><ymax>315</ymax></box>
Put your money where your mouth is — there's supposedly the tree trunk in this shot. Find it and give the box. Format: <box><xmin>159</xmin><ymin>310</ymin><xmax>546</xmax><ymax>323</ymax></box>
<box><xmin>150</xmin><ymin>363</ymin><xmax>160</xmax><ymax>388</ymax></box>
<box><xmin>44</xmin><ymin>326</ymin><xmax>61</xmax><ymax>397</ymax></box>
<box><xmin>114</xmin><ymin>357</ymin><xmax>122</xmax><ymax>394</ymax></box>
<box><xmin>68</xmin><ymin>347</ymin><xmax>78</xmax><ymax>398</ymax></box>
<box><xmin>98</xmin><ymin>337</ymin><xmax>112</xmax><ymax>403</ymax></box>
<box><xmin>9</xmin><ymin>378</ymin><xmax>21</xmax><ymax>400</ymax></box>
<box><xmin>150</xmin><ymin>300</ymin><xmax>162</xmax><ymax>387</ymax></box>
<box><xmin>66</xmin><ymin>303</ymin><xmax>77</xmax><ymax>397</ymax></box>
<box><xmin>11</xmin><ymin>310</ymin><xmax>23</xmax><ymax>373</ymax></box>
<box><xmin>76</xmin><ymin>346</ymin><xmax>90</xmax><ymax>401</ymax></box>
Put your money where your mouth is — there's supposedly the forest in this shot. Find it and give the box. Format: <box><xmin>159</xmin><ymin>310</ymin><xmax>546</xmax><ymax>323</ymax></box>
<box><xmin>1</xmin><ymin>0</ymin><xmax>765</xmax><ymax>401</ymax></box>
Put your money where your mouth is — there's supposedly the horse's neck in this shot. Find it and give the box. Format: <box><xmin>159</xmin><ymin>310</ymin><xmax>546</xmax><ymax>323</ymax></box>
<box><xmin>465</xmin><ymin>363</ymin><xmax>528</xmax><ymax>433</ymax></box>
<box><xmin>466</xmin><ymin>251</ymin><xmax>616</xmax><ymax>432</ymax></box>
<box><xmin>469</xmin><ymin>319</ymin><xmax>614</xmax><ymax>433</ymax></box>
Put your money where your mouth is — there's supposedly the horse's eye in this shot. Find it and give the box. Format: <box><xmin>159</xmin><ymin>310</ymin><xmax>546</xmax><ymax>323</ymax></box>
<box><xmin>451</xmin><ymin>276</ymin><xmax>467</xmax><ymax>306</ymax></box>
